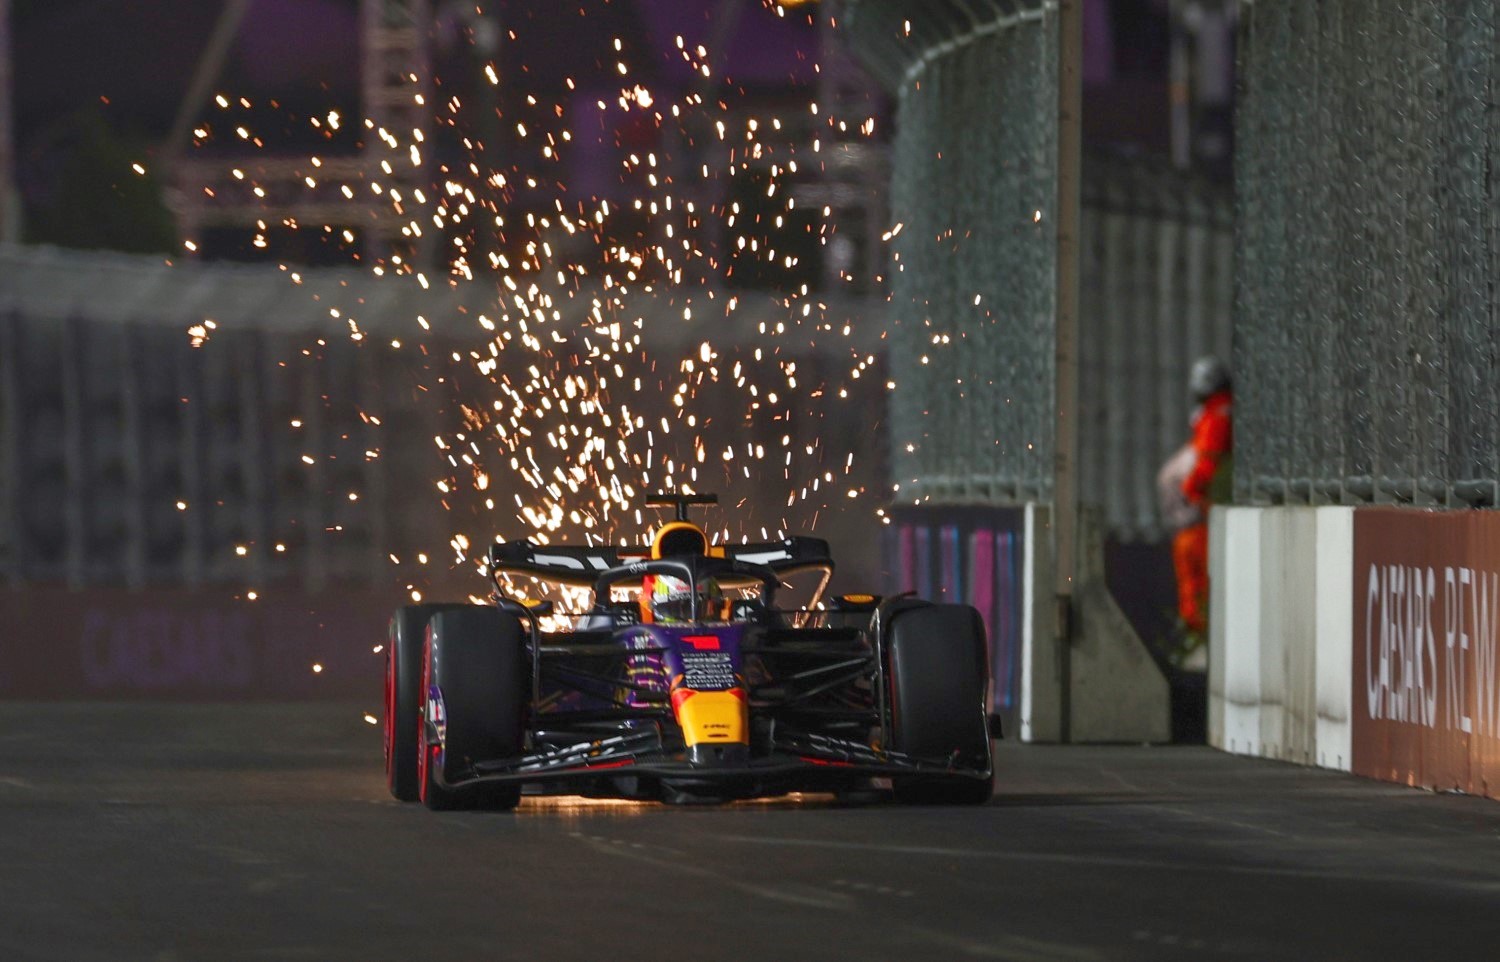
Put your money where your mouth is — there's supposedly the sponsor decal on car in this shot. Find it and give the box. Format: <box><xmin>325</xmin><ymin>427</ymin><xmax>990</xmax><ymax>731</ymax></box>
<box><xmin>426</xmin><ymin>684</ymin><xmax>446</xmax><ymax>747</ymax></box>
<box><xmin>681</xmin><ymin>651</ymin><xmax>735</xmax><ymax>690</ymax></box>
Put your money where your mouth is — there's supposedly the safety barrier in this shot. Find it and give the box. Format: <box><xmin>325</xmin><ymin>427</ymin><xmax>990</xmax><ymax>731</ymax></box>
<box><xmin>885</xmin><ymin>506</ymin><xmax>1027</xmax><ymax>725</ymax></box>
<box><xmin>0</xmin><ymin>583</ymin><xmax>393</xmax><ymax>701</ymax></box>
<box><xmin>1211</xmin><ymin>504</ymin><xmax>1500</xmax><ymax>798</ymax></box>
<box><xmin>1210</xmin><ymin>506</ymin><xmax>1353</xmax><ymax>769</ymax></box>
<box><xmin>888</xmin><ymin>502</ymin><xmax>1169</xmax><ymax>744</ymax></box>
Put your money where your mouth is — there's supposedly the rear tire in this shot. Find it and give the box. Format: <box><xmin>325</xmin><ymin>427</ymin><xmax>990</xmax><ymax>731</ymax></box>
<box><xmin>386</xmin><ymin>604</ymin><xmax>465</xmax><ymax>802</ymax></box>
<box><xmin>884</xmin><ymin>603</ymin><xmax>994</xmax><ymax>805</ymax></box>
<box><xmin>418</xmin><ymin>606</ymin><xmax>526</xmax><ymax>811</ymax></box>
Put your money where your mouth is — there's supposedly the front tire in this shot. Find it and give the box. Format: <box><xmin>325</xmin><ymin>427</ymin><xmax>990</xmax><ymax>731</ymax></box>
<box><xmin>386</xmin><ymin>604</ymin><xmax>465</xmax><ymax>802</ymax></box>
<box><xmin>418</xmin><ymin>606</ymin><xmax>527</xmax><ymax>811</ymax></box>
<box><xmin>884</xmin><ymin>603</ymin><xmax>994</xmax><ymax>805</ymax></box>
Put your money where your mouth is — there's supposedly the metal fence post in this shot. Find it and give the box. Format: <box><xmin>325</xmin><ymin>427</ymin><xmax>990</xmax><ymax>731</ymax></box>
<box><xmin>1054</xmin><ymin>0</ymin><xmax>1082</xmax><ymax>740</ymax></box>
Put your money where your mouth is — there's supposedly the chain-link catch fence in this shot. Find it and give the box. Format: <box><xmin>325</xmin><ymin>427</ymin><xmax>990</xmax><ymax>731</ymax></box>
<box><xmin>1237</xmin><ymin>0</ymin><xmax>1500</xmax><ymax>507</ymax></box>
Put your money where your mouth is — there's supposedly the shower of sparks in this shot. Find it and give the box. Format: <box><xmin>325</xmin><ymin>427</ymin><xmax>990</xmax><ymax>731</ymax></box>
<box><xmin>187</xmin><ymin>1</ymin><xmax>889</xmax><ymax>600</ymax></box>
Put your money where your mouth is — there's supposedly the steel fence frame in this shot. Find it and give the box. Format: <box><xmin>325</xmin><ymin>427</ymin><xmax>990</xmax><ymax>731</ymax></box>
<box><xmin>845</xmin><ymin>0</ymin><xmax>1233</xmax><ymax>540</ymax></box>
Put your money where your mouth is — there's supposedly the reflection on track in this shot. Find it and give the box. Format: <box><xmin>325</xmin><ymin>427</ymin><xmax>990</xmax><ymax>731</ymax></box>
<box><xmin>516</xmin><ymin>791</ymin><xmax>842</xmax><ymax>817</ymax></box>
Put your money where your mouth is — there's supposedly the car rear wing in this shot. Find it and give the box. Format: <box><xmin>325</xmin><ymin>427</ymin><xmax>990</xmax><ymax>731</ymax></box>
<box><xmin>490</xmin><ymin>536</ymin><xmax>831</xmax><ymax>577</ymax></box>
<box><xmin>725</xmin><ymin>538</ymin><xmax>834</xmax><ymax>613</ymax></box>
<box><xmin>488</xmin><ymin>535</ymin><xmax>835</xmax><ymax>603</ymax></box>
<box><xmin>724</xmin><ymin>536</ymin><xmax>832</xmax><ymax>572</ymax></box>
<box><xmin>488</xmin><ymin>541</ymin><xmax>627</xmax><ymax>588</ymax></box>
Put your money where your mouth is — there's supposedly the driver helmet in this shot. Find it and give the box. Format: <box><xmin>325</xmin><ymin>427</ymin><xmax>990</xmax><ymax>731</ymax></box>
<box><xmin>645</xmin><ymin>574</ymin><xmax>723</xmax><ymax>624</ymax></box>
<box><xmin>642</xmin><ymin>522</ymin><xmax>723</xmax><ymax>622</ymax></box>
<box><xmin>653</xmin><ymin>523</ymin><xmax>708</xmax><ymax>559</ymax></box>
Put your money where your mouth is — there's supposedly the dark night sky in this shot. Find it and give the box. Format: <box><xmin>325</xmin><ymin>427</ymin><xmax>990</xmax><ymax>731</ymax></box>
<box><xmin>10</xmin><ymin>0</ymin><xmax>1185</xmax><ymax>256</ymax></box>
<box><xmin>13</xmin><ymin>0</ymin><xmax>820</xmax><ymax>144</ymax></box>
<box><xmin>13</xmin><ymin>0</ymin><xmax>1179</xmax><ymax>159</ymax></box>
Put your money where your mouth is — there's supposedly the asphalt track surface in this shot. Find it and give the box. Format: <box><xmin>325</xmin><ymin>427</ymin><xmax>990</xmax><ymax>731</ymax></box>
<box><xmin>4</xmin><ymin>704</ymin><xmax>1500</xmax><ymax>961</ymax></box>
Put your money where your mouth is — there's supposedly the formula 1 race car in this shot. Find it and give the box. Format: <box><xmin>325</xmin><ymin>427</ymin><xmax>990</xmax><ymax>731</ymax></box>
<box><xmin>384</xmin><ymin>493</ymin><xmax>996</xmax><ymax>809</ymax></box>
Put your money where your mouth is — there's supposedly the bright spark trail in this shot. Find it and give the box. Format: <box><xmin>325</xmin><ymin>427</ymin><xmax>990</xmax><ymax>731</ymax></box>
<box><xmin>158</xmin><ymin>1</ymin><xmax>893</xmax><ymax>613</ymax></box>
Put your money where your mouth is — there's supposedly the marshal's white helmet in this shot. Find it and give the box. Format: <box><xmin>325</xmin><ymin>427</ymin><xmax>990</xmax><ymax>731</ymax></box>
<box><xmin>1189</xmin><ymin>355</ymin><xmax>1231</xmax><ymax>402</ymax></box>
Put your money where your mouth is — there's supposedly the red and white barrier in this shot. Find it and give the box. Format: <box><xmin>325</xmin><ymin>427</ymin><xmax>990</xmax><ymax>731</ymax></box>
<box><xmin>1212</xmin><ymin>504</ymin><xmax>1500</xmax><ymax>798</ymax></box>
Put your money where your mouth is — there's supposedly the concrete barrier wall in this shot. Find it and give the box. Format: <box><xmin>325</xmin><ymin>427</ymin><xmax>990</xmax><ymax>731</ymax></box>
<box><xmin>1260</xmin><ymin>508</ymin><xmax>1314</xmax><ymax>764</ymax></box>
<box><xmin>1021</xmin><ymin>503</ymin><xmax>1169</xmax><ymax>744</ymax></box>
<box><xmin>1349</xmin><ymin>509</ymin><xmax>1500</xmax><ymax>797</ymax></box>
<box><xmin>1211</xmin><ymin>505</ymin><xmax>1500</xmax><ymax>796</ymax></box>
<box><xmin>1209</xmin><ymin>505</ymin><xmax>1353</xmax><ymax>771</ymax></box>
<box><xmin>1314</xmin><ymin>508</ymin><xmax>1354</xmax><ymax>771</ymax></box>
<box><xmin>1211</xmin><ymin>507</ymin><xmax>1262</xmax><ymax>756</ymax></box>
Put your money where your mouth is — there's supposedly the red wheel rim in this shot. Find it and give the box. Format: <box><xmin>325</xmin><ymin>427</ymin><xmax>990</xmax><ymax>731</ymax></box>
<box><xmin>417</xmin><ymin>626</ymin><xmax>432</xmax><ymax>802</ymax></box>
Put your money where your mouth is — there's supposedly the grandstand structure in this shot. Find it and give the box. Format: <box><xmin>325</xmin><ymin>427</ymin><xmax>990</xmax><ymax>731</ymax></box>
<box><xmin>0</xmin><ymin>245</ymin><xmax>890</xmax><ymax>592</ymax></box>
<box><xmin>169</xmin><ymin>0</ymin><xmax>431</xmax><ymax>263</ymax></box>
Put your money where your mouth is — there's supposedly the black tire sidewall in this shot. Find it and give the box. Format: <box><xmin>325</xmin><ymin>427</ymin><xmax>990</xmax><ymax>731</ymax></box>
<box><xmin>422</xmin><ymin>606</ymin><xmax>526</xmax><ymax>811</ymax></box>
<box><xmin>885</xmin><ymin>603</ymin><xmax>994</xmax><ymax>804</ymax></box>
